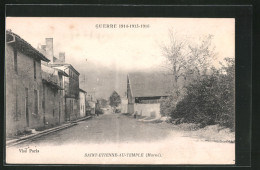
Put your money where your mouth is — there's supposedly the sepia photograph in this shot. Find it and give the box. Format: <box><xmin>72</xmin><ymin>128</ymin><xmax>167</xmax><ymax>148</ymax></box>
<box><xmin>5</xmin><ymin>17</ymin><xmax>235</xmax><ymax>164</ymax></box>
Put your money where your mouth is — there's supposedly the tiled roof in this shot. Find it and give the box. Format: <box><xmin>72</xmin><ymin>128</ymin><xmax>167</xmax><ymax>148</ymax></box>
<box><xmin>41</xmin><ymin>64</ymin><xmax>63</xmax><ymax>90</ymax></box>
<box><xmin>6</xmin><ymin>30</ymin><xmax>50</xmax><ymax>62</ymax></box>
<box><xmin>128</xmin><ymin>72</ymin><xmax>174</xmax><ymax>98</ymax></box>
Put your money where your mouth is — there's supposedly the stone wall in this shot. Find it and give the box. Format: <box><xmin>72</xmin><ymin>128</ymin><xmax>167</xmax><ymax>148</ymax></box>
<box><xmin>42</xmin><ymin>83</ymin><xmax>62</xmax><ymax>127</ymax></box>
<box><xmin>6</xmin><ymin>45</ymin><xmax>44</xmax><ymax>135</ymax></box>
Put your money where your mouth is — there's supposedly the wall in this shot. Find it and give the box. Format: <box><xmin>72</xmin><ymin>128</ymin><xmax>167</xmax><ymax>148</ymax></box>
<box><xmin>65</xmin><ymin>98</ymin><xmax>79</xmax><ymax>121</ymax></box>
<box><xmin>79</xmin><ymin>91</ymin><xmax>86</xmax><ymax>117</ymax></box>
<box><xmin>127</xmin><ymin>103</ymin><xmax>134</xmax><ymax>114</ymax></box>
<box><xmin>64</xmin><ymin>66</ymin><xmax>80</xmax><ymax>120</ymax></box>
<box><xmin>6</xmin><ymin>45</ymin><xmax>44</xmax><ymax>135</ymax></box>
<box><xmin>134</xmin><ymin>103</ymin><xmax>161</xmax><ymax>118</ymax></box>
<box><xmin>64</xmin><ymin>67</ymin><xmax>79</xmax><ymax>99</ymax></box>
<box><xmin>120</xmin><ymin>98</ymin><xmax>128</xmax><ymax>113</ymax></box>
<box><xmin>58</xmin><ymin>73</ymin><xmax>66</xmax><ymax>123</ymax></box>
<box><xmin>42</xmin><ymin>83</ymin><xmax>61</xmax><ymax>127</ymax></box>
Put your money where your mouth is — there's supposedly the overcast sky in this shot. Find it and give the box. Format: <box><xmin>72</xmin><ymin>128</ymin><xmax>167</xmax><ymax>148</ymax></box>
<box><xmin>6</xmin><ymin>17</ymin><xmax>234</xmax><ymax>71</ymax></box>
<box><xmin>6</xmin><ymin>18</ymin><xmax>235</xmax><ymax>98</ymax></box>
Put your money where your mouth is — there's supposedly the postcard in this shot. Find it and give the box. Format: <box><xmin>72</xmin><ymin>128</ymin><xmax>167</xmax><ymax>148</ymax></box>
<box><xmin>5</xmin><ymin>17</ymin><xmax>235</xmax><ymax>164</ymax></box>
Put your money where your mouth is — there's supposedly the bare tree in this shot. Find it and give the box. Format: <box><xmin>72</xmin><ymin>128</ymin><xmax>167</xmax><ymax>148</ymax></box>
<box><xmin>160</xmin><ymin>29</ymin><xmax>217</xmax><ymax>99</ymax></box>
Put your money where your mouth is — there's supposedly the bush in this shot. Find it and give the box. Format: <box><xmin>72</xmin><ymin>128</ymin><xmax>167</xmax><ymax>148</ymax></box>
<box><xmin>161</xmin><ymin>58</ymin><xmax>235</xmax><ymax>130</ymax></box>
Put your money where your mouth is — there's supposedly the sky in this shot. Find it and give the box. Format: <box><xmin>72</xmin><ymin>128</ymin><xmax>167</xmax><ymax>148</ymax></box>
<box><xmin>6</xmin><ymin>17</ymin><xmax>235</xmax><ymax>98</ymax></box>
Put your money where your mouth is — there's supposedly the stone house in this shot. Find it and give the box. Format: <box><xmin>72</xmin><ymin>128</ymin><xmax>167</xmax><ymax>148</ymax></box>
<box><xmin>127</xmin><ymin>72</ymin><xmax>173</xmax><ymax>118</ymax></box>
<box><xmin>50</xmin><ymin>63</ymin><xmax>80</xmax><ymax>121</ymax></box>
<box><xmin>41</xmin><ymin>64</ymin><xmax>67</xmax><ymax>127</ymax></box>
<box><xmin>5</xmin><ymin>30</ymin><xmax>50</xmax><ymax>136</ymax></box>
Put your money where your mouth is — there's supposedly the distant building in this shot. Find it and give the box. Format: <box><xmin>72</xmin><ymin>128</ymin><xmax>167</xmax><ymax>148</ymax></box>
<box><xmin>79</xmin><ymin>88</ymin><xmax>87</xmax><ymax>118</ymax></box>
<box><xmin>6</xmin><ymin>30</ymin><xmax>50</xmax><ymax>135</ymax></box>
<box><xmin>86</xmin><ymin>92</ymin><xmax>97</xmax><ymax>115</ymax></box>
<box><xmin>127</xmin><ymin>72</ymin><xmax>173</xmax><ymax>118</ymax></box>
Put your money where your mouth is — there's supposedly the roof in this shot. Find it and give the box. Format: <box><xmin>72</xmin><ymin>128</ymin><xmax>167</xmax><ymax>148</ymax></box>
<box><xmin>41</xmin><ymin>64</ymin><xmax>63</xmax><ymax>90</ymax></box>
<box><xmin>79</xmin><ymin>88</ymin><xmax>87</xmax><ymax>93</ymax></box>
<box><xmin>128</xmin><ymin>72</ymin><xmax>174</xmax><ymax>98</ymax></box>
<box><xmin>49</xmin><ymin>63</ymin><xmax>80</xmax><ymax>75</ymax></box>
<box><xmin>51</xmin><ymin>66</ymin><xmax>69</xmax><ymax>77</ymax></box>
<box><xmin>42</xmin><ymin>79</ymin><xmax>63</xmax><ymax>90</ymax></box>
<box><xmin>6</xmin><ymin>30</ymin><xmax>50</xmax><ymax>62</ymax></box>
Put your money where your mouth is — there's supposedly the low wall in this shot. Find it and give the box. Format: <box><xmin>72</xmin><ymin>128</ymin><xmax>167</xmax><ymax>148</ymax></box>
<box><xmin>134</xmin><ymin>103</ymin><xmax>161</xmax><ymax>118</ymax></box>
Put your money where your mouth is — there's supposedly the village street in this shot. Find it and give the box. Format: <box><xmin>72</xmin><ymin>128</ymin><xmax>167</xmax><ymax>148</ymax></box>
<box><xmin>8</xmin><ymin>111</ymin><xmax>235</xmax><ymax>164</ymax></box>
<box><xmin>15</xmin><ymin>112</ymin><xmax>172</xmax><ymax>146</ymax></box>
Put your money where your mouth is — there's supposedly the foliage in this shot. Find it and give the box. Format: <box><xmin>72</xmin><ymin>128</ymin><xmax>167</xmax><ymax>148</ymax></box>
<box><xmin>109</xmin><ymin>91</ymin><xmax>122</xmax><ymax>109</ymax></box>
<box><xmin>165</xmin><ymin>58</ymin><xmax>235</xmax><ymax>130</ymax></box>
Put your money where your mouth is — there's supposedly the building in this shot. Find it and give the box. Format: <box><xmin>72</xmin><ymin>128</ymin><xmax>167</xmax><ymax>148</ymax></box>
<box><xmin>86</xmin><ymin>92</ymin><xmax>97</xmax><ymax>115</ymax></box>
<box><xmin>51</xmin><ymin>63</ymin><xmax>80</xmax><ymax>121</ymax></box>
<box><xmin>41</xmin><ymin>64</ymin><xmax>68</xmax><ymax>127</ymax></box>
<box><xmin>38</xmin><ymin>38</ymin><xmax>80</xmax><ymax>121</ymax></box>
<box><xmin>120</xmin><ymin>96</ymin><xmax>128</xmax><ymax>113</ymax></box>
<box><xmin>5</xmin><ymin>30</ymin><xmax>50</xmax><ymax>136</ymax></box>
<box><xmin>127</xmin><ymin>72</ymin><xmax>173</xmax><ymax>118</ymax></box>
<box><xmin>79</xmin><ymin>88</ymin><xmax>87</xmax><ymax>118</ymax></box>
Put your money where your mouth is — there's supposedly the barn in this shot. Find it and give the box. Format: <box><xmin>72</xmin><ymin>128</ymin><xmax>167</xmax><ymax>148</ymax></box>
<box><xmin>127</xmin><ymin>72</ymin><xmax>174</xmax><ymax>118</ymax></box>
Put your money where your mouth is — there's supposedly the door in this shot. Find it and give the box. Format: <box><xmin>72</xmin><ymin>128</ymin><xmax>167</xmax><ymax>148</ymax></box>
<box><xmin>25</xmin><ymin>88</ymin><xmax>29</xmax><ymax>127</ymax></box>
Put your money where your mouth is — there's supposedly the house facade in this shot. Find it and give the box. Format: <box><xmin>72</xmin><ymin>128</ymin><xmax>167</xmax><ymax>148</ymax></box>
<box><xmin>127</xmin><ymin>72</ymin><xmax>173</xmax><ymax>118</ymax></box>
<box><xmin>5</xmin><ymin>31</ymin><xmax>50</xmax><ymax>135</ymax></box>
<box><xmin>79</xmin><ymin>88</ymin><xmax>87</xmax><ymax>118</ymax></box>
<box><xmin>38</xmin><ymin>38</ymin><xmax>80</xmax><ymax>121</ymax></box>
<box><xmin>41</xmin><ymin>64</ymin><xmax>66</xmax><ymax>127</ymax></box>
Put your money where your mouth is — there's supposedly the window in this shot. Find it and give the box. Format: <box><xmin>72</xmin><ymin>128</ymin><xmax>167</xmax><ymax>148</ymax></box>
<box><xmin>33</xmin><ymin>60</ymin><xmax>36</xmax><ymax>80</ymax></box>
<box><xmin>34</xmin><ymin>90</ymin><xmax>38</xmax><ymax>115</ymax></box>
<box><xmin>14</xmin><ymin>48</ymin><xmax>18</xmax><ymax>74</ymax></box>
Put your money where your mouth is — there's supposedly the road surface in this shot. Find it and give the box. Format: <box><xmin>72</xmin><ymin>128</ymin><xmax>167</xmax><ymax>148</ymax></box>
<box><xmin>7</xmin><ymin>112</ymin><xmax>235</xmax><ymax>164</ymax></box>
<box><xmin>17</xmin><ymin>113</ymin><xmax>173</xmax><ymax>146</ymax></box>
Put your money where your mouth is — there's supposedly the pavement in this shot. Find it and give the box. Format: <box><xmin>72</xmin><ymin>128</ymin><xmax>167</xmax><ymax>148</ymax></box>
<box><xmin>6</xmin><ymin>115</ymin><xmax>92</xmax><ymax>147</ymax></box>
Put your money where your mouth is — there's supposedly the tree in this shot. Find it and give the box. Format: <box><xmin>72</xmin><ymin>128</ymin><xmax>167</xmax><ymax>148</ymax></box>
<box><xmin>161</xmin><ymin>30</ymin><xmax>217</xmax><ymax>96</ymax></box>
<box><xmin>160</xmin><ymin>30</ymin><xmax>217</xmax><ymax>116</ymax></box>
<box><xmin>109</xmin><ymin>91</ymin><xmax>121</xmax><ymax>112</ymax></box>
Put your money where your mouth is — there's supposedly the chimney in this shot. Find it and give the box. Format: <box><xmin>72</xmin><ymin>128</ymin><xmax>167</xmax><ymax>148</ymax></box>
<box><xmin>59</xmin><ymin>52</ymin><xmax>65</xmax><ymax>63</ymax></box>
<box><xmin>45</xmin><ymin>38</ymin><xmax>54</xmax><ymax>63</ymax></box>
<box><xmin>41</xmin><ymin>45</ymin><xmax>46</xmax><ymax>51</ymax></box>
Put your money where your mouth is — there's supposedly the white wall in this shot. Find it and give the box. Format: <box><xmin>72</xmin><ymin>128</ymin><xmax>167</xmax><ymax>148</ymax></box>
<box><xmin>134</xmin><ymin>103</ymin><xmax>161</xmax><ymax>118</ymax></box>
<box><xmin>79</xmin><ymin>91</ymin><xmax>86</xmax><ymax>117</ymax></box>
